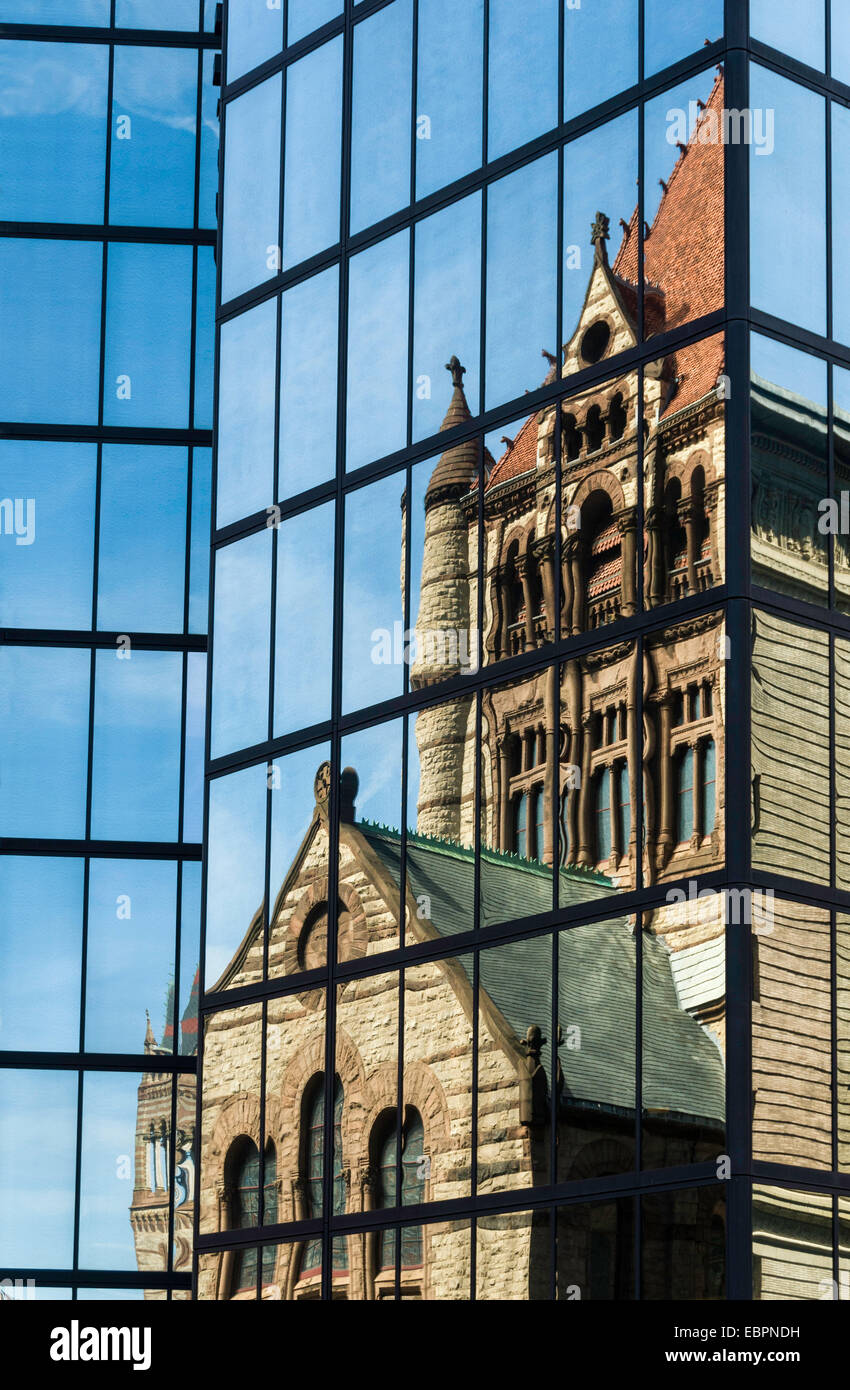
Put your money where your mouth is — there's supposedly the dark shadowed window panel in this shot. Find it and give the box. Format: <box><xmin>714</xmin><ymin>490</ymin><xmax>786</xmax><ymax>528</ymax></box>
<box><xmin>300</xmin><ymin>1078</ymin><xmax>346</xmax><ymax>1276</ymax></box>
<box><xmin>0</xmin><ymin>441</ymin><xmax>96</xmax><ymax>630</ymax></box>
<box><xmin>615</xmin><ymin>761</ymin><xmax>630</xmax><ymax>856</ymax></box>
<box><xmin>377</xmin><ymin>1110</ymin><xmax>425</xmax><ymax>1270</ymax></box>
<box><xmin>0</xmin><ymin>40</ymin><xmax>108</xmax><ymax>224</ymax></box>
<box><xmin>205</xmin><ymin>763</ymin><xmax>267</xmax><ymax>991</ymax></box>
<box><xmin>0</xmin><ymin>646</ymin><xmax>90</xmax><ymax>839</ymax></box>
<box><xmin>700</xmin><ymin>739</ymin><xmax>716</xmax><ymax>836</ymax></box>
<box><xmin>514</xmin><ymin>791</ymin><xmax>528</xmax><ymax>857</ymax></box>
<box><xmin>488</xmin><ymin>0</ymin><xmax>558</xmax><ymax>159</ymax></box>
<box><xmin>751</xmin><ymin>0</ymin><xmax>825</xmax><ymax>71</ymax></box>
<box><xmin>415</xmin><ymin>0</ymin><xmax>483</xmax><ymax>200</ymax></box>
<box><xmin>557</xmin><ymin>1198</ymin><xmax>635</xmax><ymax>1300</ymax></box>
<box><xmin>225</xmin><ymin>0</ymin><xmax>283</xmax><ymax>83</ymax></box>
<box><xmin>110</xmin><ymin>46</ymin><xmax>197</xmax><ymax>228</ymax></box>
<box><xmin>103</xmin><ymin>242</ymin><xmax>193</xmax><ymax>429</ymax></box>
<box><xmin>228</xmin><ymin>1140</ymin><xmax>278</xmax><ymax>1293</ymax></box>
<box><xmin>211</xmin><ymin>528</ymin><xmax>272</xmax><ymax>758</ymax></box>
<box><xmin>0</xmin><ymin>857</ymin><xmax>83</xmax><ymax>1052</ymax></box>
<box><xmin>0</xmin><ymin>1070</ymin><xmax>77</xmax><ymax>1268</ymax></box>
<box><xmin>644</xmin><ymin>0</ymin><xmax>723</xmax><ymax>77</ymax></box>
<box><xmin>0</xmin><ymin>239</ymin><xmax>101</xmax><ymax>426</ymax></box>
<box><xmin>594</xmin><ymin>767</ymin><xmax>612</xmax><ymax>860</ymax></box>
<box><xmin>563</xmin><ymin>0</ymin><xmax>637</xmax><ymax>122</ymax></box>
<box><xmin>282</xmin><ymin>37</ymin><xmax>342</xmax><ymax>270</ymax></box>
<box><xmin>221</xmin><ymin>73</ymin><xmax>281</xmax><ymax>303</ymax></box>
<box><xmin>674</xmin><ymin>747</ymin><xmax>694</xmax><ymax>843</ymax></box>
<box><xmin>641</xmin><ymin>1187</ymin><xmax>725</xmax><ymax>1299</ymax></box>
<box><xmin>350</xmin><ymin>0</ymin><xmax>412</xmax><ymax>235</ymax></box>
<box><xmin>750</xmin><ymin>64</ymin><xmax>826</xmax><ymax>336</ymax></box>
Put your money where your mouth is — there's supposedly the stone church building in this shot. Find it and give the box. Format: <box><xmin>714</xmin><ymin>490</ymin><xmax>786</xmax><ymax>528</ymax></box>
<box><xmin>134</xmin><ymin>74</ymin><xmax>841</xmax><ymax>1300</ymax></box>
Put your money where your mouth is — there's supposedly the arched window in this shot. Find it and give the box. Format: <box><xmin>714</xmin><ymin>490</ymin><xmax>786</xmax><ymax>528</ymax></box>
<box><xmin>300</xmin><ymin>1077</ymin><xmax>346</xmax><ymax>1278</ymax></box>
<box><xmin>614</xmin><ymin>761</ymin><xmax>630</xmax><ymax>856</ymax></box>
<box><xmin>585</xmin><ymin>404</ymin><xmax>605</xmax><ymax>452</ymax></box>
<box><xmin>513</xmin><ymin>792</ymin><xmax>528</xmax><ymax>857</ymax></box>
<box><xmin>532</xmin><ymin>786</ymin><xmax>546</xmax><ymax>862</ymax></box>
<box><xmin>563</xmin><ymin>411</ymin><xmax>581</xmax><ymax>461</ymax></box>
<box><xmin>593</xmin><ymin>767</ymin><xmax>612</xmax><ymax>861</ymax></box>
<box><xmin>675</xmin><ymin>747</ymin><xmax>695</xmax><ymax>842</ymax></box>
<box><xmin>582</xmin><ymin>492</ymin><xmax>621</xmax><ymax>627</ymax></box>
<box><xmin>374</xmin><ymin>1109</ymin><xmax>426</xmax><ymax>1273</ymax></box>
<box><xmin>226</xmin><ymin>1137</ymin><xmax>277</xmax><ymax>1296</ymax></box>
<box><xmin>608</xmin><ymin>392</ymin><xmax>627</xmax><ymax>442</ymax></box>
<box><xmin>700</xmin><ymin>738</ymin><xmax>716</xmax><ymax>835</ymax></box>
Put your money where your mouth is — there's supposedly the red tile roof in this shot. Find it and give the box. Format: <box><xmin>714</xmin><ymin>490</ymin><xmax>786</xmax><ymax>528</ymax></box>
<box><xmin>488</xmin><ymin>72</ymin><xmax>725</xmax><ymax>485</ymax></box>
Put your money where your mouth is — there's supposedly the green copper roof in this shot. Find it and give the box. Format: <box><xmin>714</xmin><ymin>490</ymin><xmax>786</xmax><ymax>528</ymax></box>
<box><xmin>360</xmin><ymin>823</ymin><xmax>725</xmax><ymax>1129</ymax></box>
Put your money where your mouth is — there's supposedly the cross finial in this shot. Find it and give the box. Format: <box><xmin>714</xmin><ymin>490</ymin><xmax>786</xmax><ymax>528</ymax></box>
<box><xmin>591</xmin><ymin>211</ymin><xmax>610</xmax><ymax>247</ymax></box>
<box><xmin>445</xmin><ymin>355</ymin><xmax>466</xmax><ymax>389</ymax></box>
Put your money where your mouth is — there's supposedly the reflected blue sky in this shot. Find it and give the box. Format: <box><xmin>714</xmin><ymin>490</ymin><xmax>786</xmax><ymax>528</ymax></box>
<box><xmin>226</xmin><ymin>0</ymin><xmax>283</xmax><ymax>83</ymax></box>
<box><xmin>97</xmin><ymin>445</ymin><xmax>187</xmax><ymax>634</ymax></box>
<box><xmin>91</xmin><ymin>649</ymin><xmax>183</xmax><ymax>841</ymax></box>
<box><xmin>104</xmin><ymin>242</ymin><xmax>193</xmax><ymax>428</ymax></box>
<box><xmin>269</xmin><ymin>741</ymin><xmax>330</xmax><ymax>902</ymax></box>
<box><xmin>346</xmin><ymin>228</ymin><xmax>409</xmax><ymax>471</ymax></box>
<box><xmin>416</xmin><ymin>0</ymin><xmax>483</xmax><ymax>200</ymax></box>
<box><xmin>351</xmin><ymin>0</ymin><xmax>412</xmax><ymax>234</ymax></box>
<box><xmin>644</xmin><ymin>0</ymin><xmax>723</xmax><ymax>77</ymax></box>
<box><xmin>413</xmin><ymin>193</ymin><xmax>481</xmax><ymax>439</ymax></box>
<box><xmin>283</xmin><ymin>37</ymin><xmax>342</xmax><ymax>269</ymax></box>
<box><xmin>275</xmin><ymin>502</ymin><xmax>335</xmax><ymax>736</ymax></box>
<box><xmin>280</xmin><ymin>265</ymin><xmax>339</xmax><ymax>498</ymax></box>
<box><xmin>342</xmin><ymin>471</ymin><xmax>405</xmax><ymax>712</ymax></box>
<box><xmin>288</xmin><ymin>0</ymin><xmax>343</xmax><ymax>48</ymax></box>
<box><xmin>211</xmin><ymin>528</ymin><xmax>272</xmax><ymax>758</ymax></box>
<box><xmin>79</xmin><ymin>1072</ymin><xmax>155</xmax><ymax>1270</ymax></box>
<box><xmin>490</xmin><ymin>0</ymin><xmax>558</xmax><ymax>159</ymax></box>
<box><xmin>0</xmin><ymin>646</ymin><xmax>90</xmax><ymax>839</ymax></box>
<box><xmin>207</xmin><ymin>763</ymin><xmax>266</xmax><ymax>985</ymax></box>
<box><xmin>563</xmin><ymin>112</ymin><xmax>637</xmax><ymax>337</ymax></box>
<box><xmin>751</xmin><ymin>0</ymin><xmax>824</xmax><ymax>72</ymax></box>
<box><xmin>0</xmin><ymin>1070</ymin><xmax>77</xmax><ymax>1267</ymax></box>
<box><xmin>110</xmin><ymin>45</ymin><xmax>197</xmax><ymax>227</ymax></box>
<box><xmin>222</xmin><ymin>73</ymin><xmax>281</xmax><ymax>303</ymax></box>
<box><xmin>217</xmin><ymin>296</ymin><xmax>277</xmax><ymax>528</ymax></box>
<box><xmin>564</xmin><ymin>0</ymin><xmax>637</xmax><ymax>120</ymax></box>
<box><xmin>0</xmin><ymin>857</ymin><xmax>83</xmax><ymax>1052</ymax></box>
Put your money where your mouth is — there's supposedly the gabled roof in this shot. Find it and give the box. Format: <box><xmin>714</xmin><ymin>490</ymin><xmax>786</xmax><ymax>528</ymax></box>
<box><xmin>361</xmin><ymin>823</ymin><xmax>725</xmax><ymax>1127</ymax></box>
<box><xmin>488</xmin><ymin>72</ymin><xmax>726</xmax><ymax>481</ymax></box>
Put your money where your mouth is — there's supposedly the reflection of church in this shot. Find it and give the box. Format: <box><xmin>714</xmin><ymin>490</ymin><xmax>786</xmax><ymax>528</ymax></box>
<box><xmin>141</xmin><ymin>72</ymin><xmax>835</xmax><ymax>1299</ymax></box>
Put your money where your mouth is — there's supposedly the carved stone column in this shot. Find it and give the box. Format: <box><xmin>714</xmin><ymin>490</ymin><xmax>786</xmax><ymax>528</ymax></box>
<box><xmin>618</xmin><ymin>508</ymin><xmax>638</xmax><ymax>617</ymax></box>
<box><xmin>646</xmin><ymin>504</ymin><xmax>666</xmax><ymax>608</ymax></box>
<box><xmin>577</xmin><ymin>712</ymin><xmax>594</xmax><ymax>866</ymax></box>
<box><xmin>657</xmin><ymin>694</ymin><xmax>674</xmax><ymax>869</ymax></box>
<box><xmin>497</xmin><ymin>732</ymin><xmax>516</xmax><ymax>852</ymax></box>
<box><xmin>534</xmin><ymin>534</ymin><xmax>556</xmax><ymax>641</ymax></box>
<box><xmin>516</xmin><ymin>554</ymin><xmax>537</xmax><ymax>649</ymax></box>
<box><xmin>679</xmin><ymin>497</ymin><xmax>698</xmax><ymax>595</ymax></box>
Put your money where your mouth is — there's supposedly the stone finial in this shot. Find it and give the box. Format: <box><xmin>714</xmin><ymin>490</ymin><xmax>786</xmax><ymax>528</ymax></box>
<box><xmin>314</xmin><ymin>760</ymin><xmax>332</xmax><ymax>808</ymax></box>
<box><xmin>340</xmin><ymin>766</ymin><xmax>358</xmax><ymax>823</ymax></box>
<box><xmin>591</xmin><ymin>211</ymin><xmax>610</xmax><ymax>265</ymax></box>
<box><xmin>144</xmin><ymin>1009</ymin><xmax>156</xmax><ymax>1051</ymax></box>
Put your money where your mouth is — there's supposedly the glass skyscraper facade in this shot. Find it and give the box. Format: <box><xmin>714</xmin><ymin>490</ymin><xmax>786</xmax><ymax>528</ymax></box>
<box><xmin>0</xmin><ymin>2</ymin><xmax>218</xmax><ymax>1299</ymax></box>
<box><xmin>4</xmin><ymin>0</ymin><xmax>850</xmax><ymax>1316</ymax></box>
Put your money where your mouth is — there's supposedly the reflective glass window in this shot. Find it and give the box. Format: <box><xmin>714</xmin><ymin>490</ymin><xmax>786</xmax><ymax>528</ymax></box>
<box><xmin>283</xmin><ymin>37</ymin><xmax>342</xmax><ymax>269</ymax></box>
<box><xmin>274</xmin><ymin>501</ymin><xmax>334</xmax><ymax>736</ymax></box>
<box><xmin>346</xmin><ymin>229</ymin><xmax>409</xmax><ymax>471</ymax></box>
<box><xmin>0</xmin><ymin>40</ymin><xmax>107</xmax><ymax>224</ymax></box>
<box><xmin>644</xmin><ymin>0</ymin><xmax>723</xmax><ymax>77</ymax></box>
<box><xmin>211</xmin><ymin>529</ymin><xmax>272</xmax><ymax>758</ymax></box>
<box><xmin>226</xmin><ymin>0</ymin><xmax>283</xmax><ymax>83</ymax></box>
<box><xmin>103</xmin><ymin>241</ymin><xmax>193</xmax><ymax>428</ymax></box>
<box><xmin>0</xmin><ymin>1070</ymin><xmax>77</xmax><ymax>1268</ymax></box>
<box><xmin>116</xmin><ymin>0</ymin><xmax>200</xmax><ymax>26</ymax></box>
<box><xmin>350</xmin><ymin>0</ymin><xmax>412</xmax><ymax>234</ymax></box>
<box><xmin>280</xmin><ymin>265</ymin><xmax>339</xmax><ymax>498</ymax></box>
<box><xmin>206</xmin><ymin>763</ymin><xmax>267</xmax><ymax>989</ymax></box>
<box><xmin>216</xmin><ymin>296</ymin><xmax>277</xmax><ymax>528</ymax></box>
<box><xmin>751</xmin><ymin>0</ymin><xmax>825</xmax><ymax>71</ymax></box>
<box><xmin>488</xmin><ymin>0</ymin><xmax>558</xmax><ymax>159</ymax></box>
<box><xmin>0</xmin><ymin>857</ymin><xmax>83</xmax><ymax>1051</ymax></box>
<box><xmin>287</xmin><ymin>0</ymin><xmax>342</xmax><ymax>47</ymax></box>
<box><xmin>564</xmin><ymin>0</ymin><xmax>637</xmax><ymax>121</ymax></box>
<box><xmin>222</xmin><ymin>73</ymin><xmax>281</xmax><ymax>303</ymax></box>
<box><xmin>97</xmin><ymin>445</ymin><xmax>187</xmax><ymax>634</ymax></box>
<box><xmin>415</xmin><ymin>0</ymin><xmax>483</xmax><ymax>199</ymax></box>
<box><xmin>110</xmin><ymin>46</ymin><xmax>197</xmax><ymax>228</ymax></box>
<box><xmin>0</xmin><ymin>645</ymin><xmax>90</xmax><ymax>839</ymax></box>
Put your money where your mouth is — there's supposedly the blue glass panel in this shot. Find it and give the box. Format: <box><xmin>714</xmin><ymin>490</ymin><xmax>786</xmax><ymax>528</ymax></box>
<box><xmin>0</xmin><ymin>41</ymin><xmax>107</xmax><ymax>224</ymax></box>
<box><xmin>350</xmin><ymin>0</ymin><xmax>412</xmax><ymax>234</ymax></box>
<box><xmin>104</xmin><ymin>241</ymin><xmax>193</xmax><ymax>428</ymax></box>
<box><xmin>280</xmin><ymin>264</ymin><xmax>339</xmax><ymax>498</ymax></box>
<box><xmin>617</xmin><ymin>762</ymin><xmax>631</xmax><ymax>850</ymax></box>
<box><xmin>85</xmin><ymin>859</ymin><xmax>178</xmax><ymax>1053</ymax></box>
<box><xmin>595</xmin><ymin>768</ymin><xmax>611</xmax><ymax>860</ymax></box>
<box><xmin>416</xmin><ymin>0</ymin><xmax>483</xmax><ymax>199</ymax></box>
<box><xmin>486</xmin><ymin>153</ymin><xmax>557</xmax><ymax>411</ymax></box>
<box><xmin>287</xmin><ymin>0</ymin><xmax>341</xmax><ymax>46</ymax></box>
<box><xmin>515</xmin><ymin>793</ymin><xmax>528</xmax><ymax>857</ymax></box>
<box><xmin>0</xmin><ymin>1</ymin><xmax>108</xmax><ymax>21</ymax></box>
<box><xmin>199</xmin><ymin>50</ymin><xmax>219</xmax><ymax>229</ymax></box>
<box><xmin>90</xmin><ymin>648</ymin><xmax>182</xmax><ymax>841</ymax></box>
<box><xmin>346</xmin><ymin>229</ymin><xmax>409</xmax><ymax>471</ymax></box>
<box><xmin>269</xmin><ymin>738</ymin><xmax>330</xmax><ymax>895</ymax></box>
<box><xmin>342</xmin><ymin>472</ymin><xmax>406</xmax><ymax>712</ymax></box>
<box><xmin>194</xmin><ymin>245</ymin><xmax>216</xmax><ymax>428</ymax></box>
<box><xmin>752</xmin><ymin>0</ymin><xmax>825</xmax><ymax>71</ymax></box>
<box><xmin>79</xmin><ymin>1072</ymin><xmax>157</xmax><ymax>1270</ymax></box>
<box><xmin>226</xmin><ymin>0</ymin><xmax>284</xmax><ymax>83</ymax></box>
<box><xmin>282</xmin><ymin>37</ymin><xmax>342</xmax><ymax>269</ymax></box>
<box><xmin>488</xmin><ymin>0</ymin><xmax>558</xmax><ymax>159</ymax></box>
<box><xmin>184</xmin><ymin>650</ymin><xmax>206</xmax><ymax>842</ymax></box>
<box><xmin>211</xmin><ymin>528</ymin><xmax>272</xmax><ymax>758</ymax></box>
<box><xmin>109</xmin><ymin>45</ymin><xmax>197</xmax><ymax>228</ymax></box>
<box><xmin>97</xmin><ymin>445</ymin><xmax>187</xmax><ymax>634</ymax></box>
<box><xmin>0</xmin><ymin>440</ymin><xmax>96</xmax><ymax>629</ymax></box>
<box><xmin>0</xmin><ymin>1070</ymin><xmax>77</xmax><ymax>1268</ymax></box>
<box><xmin>533</xmin><ymin>787</ymin><xmax>546</xmax><ymax>861</ymax></box>
<box><xmin>216</xmin><ymin>296</ymin><xmax>277</xmax><ymax>528</ymax></box>
<box><xmin>274</xmin><ymin>501</ymin><xmax>334</xmax><ymax>736</ymax></box>
<box><xmin>413</xmin><ymin>193</ymin><xmax>480</xmax><ymax>439</ymax></box>
<box><xmin>833</xmin><ymin>103</ymin><xmax>850</xmax><ymax>348</ymax></box>
<box><xmin>834</xmin><ymin>5</ymin><xmax>850</xmax><ymax>83</ymax></box>
<box><xmin>116</xmin><ymin>0</ymin><xmax>200</xmax><ymax>27</ymax></box>
<box><xmin>644</xmin><ymin>0</ymin><xmax>723</xmax><ymax>76</ymax></box>
<box><xmin>0</xmin><ymin>646</ymin><xmax>90</xmax><ymax>838</ymax></box>
<box><xmin>0</xmin><ymin>856</ymin><xmax>83</xmax><ymax>1051</ymax></box>
<box><xmin>750</xmin><ymin>65</ymin><xmax>826</xmax><ymax>335</ymax></box>
<box><xmin>206</xmin><ymin>762</ymin><xmax>267</xmax><ymax>987</ymax></box>
<box><xmin>189</xmin><ymin>447</ymin><xmax>212</xmax><ymax>633</ymax></box>
<box><xmin>0</xmin><ymin>239</ymin><xmax>101</xmax><ymax>425</ymax></box>
<box><xmin>222</xmin><ymin>73</ymin><xmax>281</xmax><ymax>303</ymax></box>
<box><xmin>564</xmin><ymin>0</ymin><xmax>637</xmax><ymax>120</ymax></box>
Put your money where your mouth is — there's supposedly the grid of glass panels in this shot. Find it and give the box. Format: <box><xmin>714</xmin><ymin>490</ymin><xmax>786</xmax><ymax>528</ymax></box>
<box><xmin>0</xmin><ymin>5</ymin><xmax>218</xmax><ymax>1300</ymax></box>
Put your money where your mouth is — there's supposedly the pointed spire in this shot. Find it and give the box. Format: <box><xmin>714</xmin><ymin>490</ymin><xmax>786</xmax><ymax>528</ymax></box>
<box><xmin>144</xmin><ymin>1009</ymin><xmax>156</xmax><ymax>1052</ymax></box>
<box><xmin>425</xmin><ymin>356</ymin><xmax>478</xmax><ymax>504</ymax></box>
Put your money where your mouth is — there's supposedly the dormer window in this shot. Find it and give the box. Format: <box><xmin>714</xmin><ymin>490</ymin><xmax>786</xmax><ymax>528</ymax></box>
<box><xmin>580</xmin><ymin>320</ymin><xmax>610</xmax><ymax>365</ymax></box>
